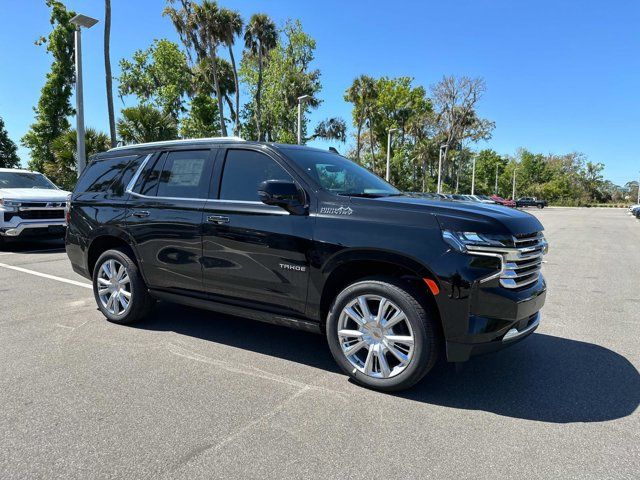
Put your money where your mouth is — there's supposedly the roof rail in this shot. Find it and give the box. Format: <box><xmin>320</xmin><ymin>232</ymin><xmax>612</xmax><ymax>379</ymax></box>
<box><xmin>108</xmin><ymin>136</ymin><xmax>246</xmax><ymax>151</ymax></box>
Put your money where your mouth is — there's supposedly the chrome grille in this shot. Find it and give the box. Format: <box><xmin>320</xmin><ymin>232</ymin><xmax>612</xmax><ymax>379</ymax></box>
<box><xmin>500</xmin><ymin>232</ymin><xmax>546</xmax><ymax>289</ymax></box>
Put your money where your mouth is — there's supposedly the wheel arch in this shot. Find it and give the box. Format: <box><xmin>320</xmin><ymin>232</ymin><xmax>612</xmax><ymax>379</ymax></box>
<box><xmin>86</xmin><ymin>228</ymin><xmax>142</xmax><ymax>279</ymax></box>
<box><xmin>316</xmin><ymin>249</ymin><xmax>442</xmax><ymax>331</ymax></box>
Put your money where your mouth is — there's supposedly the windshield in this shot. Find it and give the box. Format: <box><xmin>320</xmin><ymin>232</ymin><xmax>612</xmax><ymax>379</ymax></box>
<box><xmin>0</xmin><ymin>172</ymin><xmax>57</xmax><ymax>190</ymax></box>
<box><xmin>283</xmin><ymin>148</ymin><xmax>400</xmax><ymax>197</ymax></box>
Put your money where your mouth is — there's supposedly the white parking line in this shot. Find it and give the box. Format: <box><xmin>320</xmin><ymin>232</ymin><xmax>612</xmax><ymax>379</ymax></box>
<box><xmin>0</xmin><ymin>248</ymin><xmax>65</xmax><ymax>256</ymax></box>
<box><xmin>0</xmin><ymin>262</ymin><xmax>92</xmax><ymax>289</ymax></box>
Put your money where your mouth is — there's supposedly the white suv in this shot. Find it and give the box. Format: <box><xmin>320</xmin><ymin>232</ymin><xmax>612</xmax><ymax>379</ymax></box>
<box><xmin>0</xmin><ymin>168</ymin><xmax>70</xmax><ymax>245</ymax></box>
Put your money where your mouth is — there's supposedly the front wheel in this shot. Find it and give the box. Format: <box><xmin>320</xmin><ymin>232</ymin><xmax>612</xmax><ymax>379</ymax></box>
<box><xmin>326</xmin><ymin>277</ymin><xmax>439</xmax><ymax>392</ymax></box>
<box><xmin>92</xmin><ymin>248</ymin><xmax>155</xmax><ymax>325</ymax></box>
<box><xmin>537</xmin><ymin>204</ymin><xmax>544</xmax><ymax>209</ymax></box>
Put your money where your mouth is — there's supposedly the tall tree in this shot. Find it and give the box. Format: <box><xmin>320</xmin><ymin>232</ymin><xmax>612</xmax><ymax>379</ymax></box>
<box><xmin>104</xmin><ymin>0</ymin><xmax>116</xmax><ymax>147</ymax></box>
<box><xmin>21</xmin><ymin>0</ymin><xmax>75</xmax><ymax>172</ymax></box>
<box><xmin>118</xmin><ymin>39</ymin><xmax>191</xmax><ymax>120</ymax></box>
<box><xmin>218</xmin><ymin>7</ymin><xmax>243</xmax><ymax>136</ymax></box>
<box><xmin>0</xmin><ymin>116</ymin><xmax>21</xmax><ymax>168</ymax></box>
<box><xmin>244</xmin><ymin>13</ymin><xmax>277</xmax><ymax>141</ymax></box>
<box><xmin>164</xmin><ymin>0</ymin><xmax>228</xmax><ymax>136</ymax></box>
<box><xmin>117</xmin><ymin>105</ymin><xmax>178</xmax><ymax>144</ymax></box>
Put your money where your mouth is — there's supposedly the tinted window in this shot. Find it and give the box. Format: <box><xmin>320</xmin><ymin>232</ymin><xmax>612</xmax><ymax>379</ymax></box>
<box><xmin>220</xmin><ymin>149</ymin><xmax>292</xmax><ymax>201</ymax></box>
<box><xmin>156</xmin><ymin>150</ymin><xmax>211</xmax><ymax>198</ymax></box>
<box><xmin>282</xmin><ymin>148</ymin><xmax>399</xmax><ymax>197</ymax></box>
<box><xmin>135</xmin><ymin>154</ymin><xmax>164</xmax><ymax>196</ymax></box>
<box><xmin>112</xmin><ymin>155</ymin><xmax>146</xmax><ymax>196</ymax></box>
<box><xmin>75</xmin><ymin>155</ymin><xmax>138</xmax><ymax>193</ymax></box>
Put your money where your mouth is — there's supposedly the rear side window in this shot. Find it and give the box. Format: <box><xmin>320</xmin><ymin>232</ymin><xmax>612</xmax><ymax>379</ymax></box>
<box><xmin>219</xmin><ymin>149</ymin><xmax>292</xmax><ymax>201</ymax></box>
<box><xmin>156</xmin><ymin>150</ymin><xmax>212</xmax><ymax>198</ymax></box>
<box><xmin>75</xmin><ymin>155</ymin><xmax>139</xmax><ymax>194</ymax></box>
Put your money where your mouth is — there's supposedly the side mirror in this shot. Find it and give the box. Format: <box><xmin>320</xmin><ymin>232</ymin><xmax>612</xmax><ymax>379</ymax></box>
<box><xmin>258</xmin><ymin>180</ymin><xmax>307</xmax><ymax>215</ymax></box>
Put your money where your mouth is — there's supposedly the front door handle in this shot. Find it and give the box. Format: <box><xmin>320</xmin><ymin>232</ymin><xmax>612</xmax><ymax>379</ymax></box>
<box><xmin>207</xmin><ymin>215</ymin><xmax>230</xmax><ymax>224</ymax></box>
<box><xmin>132</xmin><ymin>210</ymin><xmax>150</xmax><ymax>218</ymax></box>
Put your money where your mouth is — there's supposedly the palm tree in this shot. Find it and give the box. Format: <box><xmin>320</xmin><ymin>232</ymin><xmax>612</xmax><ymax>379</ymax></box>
<box><xmin>217</xmin><ymin>7</ymin><xmax>243</xmax><ymax>136</ymax></box>
<box><xmin>104</xmin><ymin>0</ymin><xmax>116</xmax><ymax>147</ymax></box>
<box><xmin>244</xmin><ymin>13</ymin><xmax>277</xmax><ymax>141</ymax></box>
<box><xmin>164</xmin><ymin>0</ymin><xmax>227</xmax><ymax>136</ymax></box>
<box><xmin>193</xmin><ymin>0</ymin><xmax>227</xmax><ymax>137</ymax></box>
<box><xmin>47</xmin><ymin>128</ymin><xmax>110</xmax><ymax>190</ymax></box>
<box><xmin>116</xmin><ymin>105</ymin><xmax>178</xmax><ymax>144</ymax></box>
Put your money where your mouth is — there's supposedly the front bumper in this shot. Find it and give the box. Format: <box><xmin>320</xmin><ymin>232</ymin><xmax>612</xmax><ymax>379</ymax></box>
<box><xmin>446</xmin><ymin>311</ymin><xmax>541</xmax><ymax>362</ymax></box>
<box><xmin>0</xmin><ymin>220</ymin><xmax>66</xmax><ymax>238</ymax></box>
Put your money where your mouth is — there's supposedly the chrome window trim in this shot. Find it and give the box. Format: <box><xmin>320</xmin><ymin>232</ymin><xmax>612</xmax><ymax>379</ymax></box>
<box><xmin>125</xmin><ymin>154</ymin><xmax>152</xmax><ymax>194</ymax></box>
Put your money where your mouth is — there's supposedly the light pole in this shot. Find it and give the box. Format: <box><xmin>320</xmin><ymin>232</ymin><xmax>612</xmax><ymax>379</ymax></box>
<box><xmin>297</xmin><ymin>95</ymin><xmax>311</xmax><ymax>145</ymax></box>
<box><xmin>70</xmin><ymin>14</ymin><xmax>98</xmax><ymax>175</ymax></box>
<box><xmin>512</xmin><ymin>167</ymin><xmax>517</xmax><ymax>200</ymax></box>
<box><xmin>471</xmin><ymin>155</ymin><xmax>477</xmax><ymax>195</ymax></box>
<box><xmin>495</xmin><ymin>163</ymin><xmax>499</xmax><ymax>195</ymax></box>
<box><xmin>637</xmin><ymin>173</ymin><xmax>640</xmax><ymax>204</ymax></box>
<box><xmin>437</xmin><ymin>144</ymin><xmax>447</xmax><ymax>194</ymax></box>
<box><xmin>385</xmin><ymin>128</ymin><xmax>397</xmax><ymax>182</ymax></box>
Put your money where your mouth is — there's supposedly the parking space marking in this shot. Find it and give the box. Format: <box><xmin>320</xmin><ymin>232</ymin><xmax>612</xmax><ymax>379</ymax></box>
<box><xmin>0</xmin><ymin>248</ymin><xmax>65</xmax><ymax>256</ymax></box>
<box><xmin>0</xmin><ymin>262</ymin><xmax>92</xmax><ymax>289</ymax></box>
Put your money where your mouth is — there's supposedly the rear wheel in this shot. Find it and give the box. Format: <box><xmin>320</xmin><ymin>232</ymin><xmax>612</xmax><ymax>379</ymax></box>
<box><xmin>326</xmin><ymin>277</ymin><xmax>439</xmax><ymax>391</ymax></box>
<box><xmin>92</xmin><ymin>248</ymin><xmax>154</xmax><ymax>325</ymax></box>
<box><xmin>537</xmin><ymin>203</ymin><xmax>544</xmax><ymax>209</ymax></box>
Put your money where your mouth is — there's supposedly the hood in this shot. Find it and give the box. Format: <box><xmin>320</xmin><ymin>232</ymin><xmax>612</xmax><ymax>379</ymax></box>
<box><xmin>0</xmin><ymin>188</ymin><xmax>71</xmax><ymax>202</ymax></box>
<box><xmin>351</xmin><ymin>195</ymin><xmax>544</xmax><ymax>236</ymax></box>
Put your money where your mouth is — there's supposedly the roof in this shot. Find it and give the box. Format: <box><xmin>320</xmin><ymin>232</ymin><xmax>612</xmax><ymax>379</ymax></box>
<box><xmin>108</xmin><ymin>136</ymin><xmax>246</xmax><ymax>152</ymax></box>
<box><xmin>0</xmin><ymin>168</ymin><xmax>34</xmax><ymax>174</ymax></box>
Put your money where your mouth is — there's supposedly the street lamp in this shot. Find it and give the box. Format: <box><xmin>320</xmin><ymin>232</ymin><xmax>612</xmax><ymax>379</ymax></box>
<box><xmin>471</xmin><ymin>154</ymin><xmax>477</xmax><ymax>195</ymax></box>
<box><xmin>437</xmin><ymin>144</ymin><xmax>447</xmax><ymax>194</ymax></box>
<box><xmin>512</xmin><ymin>167</ymin><xmax>517</xmax><ymax>200</ymax></box>
<box><xmin>385</xmin><ymin>128</ymin><xmax>397</xmax><ymax>182</ymax></box>
<box><xmin>297</xmin><ymin>95</ymin><xmax>311</xmax><ymax>145</ymax></box>
<box><xmin>70</xmin><ymin>14</ymin><xmax>98</xmax><ymax>174</ymax></box>
<box><xmin>637</xmin><ymin>172</ymin><xmax>640</xmax><ymax>204</ymax></box>
<box><xmin>495</xmin><ymin>163</ymin><xmax>499</xmax><ymax>195</ymax></box>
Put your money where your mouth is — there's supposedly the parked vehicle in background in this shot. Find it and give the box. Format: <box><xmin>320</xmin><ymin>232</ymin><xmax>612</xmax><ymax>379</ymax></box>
<box><xmin>469</xmin><ymin>194</ymin><xmax>497</xmax><ymax>204</ymax></box>
<box><xmin>65</xmin><ymin>138</ymin><xmax>548</xmax><ymax>392</ymax></box>
<box><xmin>516</xmin><ymin>197</ymin><xmax>548</xmax><ymax>209</ymax></box>
<box><xmin>0</xmin><ymin>168</ymin><xmax>69</xmax><ymax>246</ymax></box>
<box><xmin>490</xmin><ymin>195</ymin><xmax>516</xmax><ymax>207</ymax></box>
<box><xmin>628</xmin><ymin>204</ymin><xmax>640</xmax><ymax>215</ymax></box>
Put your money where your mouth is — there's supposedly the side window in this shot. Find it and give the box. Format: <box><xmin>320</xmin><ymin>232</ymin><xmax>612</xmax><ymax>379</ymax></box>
<box><xmin>112</xmin><ymin>155</ymin><xmax>145</xmax><ymax>196</ymax></box>
<box><xmin>75</xmin><ymin>155</ymin><xmax>138</xmax><ymax>193</ymax></box>
<box><xmin>135</xmin><ymin>153</ymin><xmax>165</xmax><ymax>196</ymax></box>
<box><xmin>156</xmin><ymin>150</ymin><xmax>212</xmax><ymax>198</ymax></box>
<box><xmin>219</xmin><ymin>149</ymin><xmax>293</xmax><ymax>202</ymax></box>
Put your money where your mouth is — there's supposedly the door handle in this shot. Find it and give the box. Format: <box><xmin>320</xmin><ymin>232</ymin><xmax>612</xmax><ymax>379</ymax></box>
<box><xmin>132</xmin><ymin>210</ymin><xmax>150</xmax><ymax>218</ymax></box>
<box><xmin>207</xmin><ymin>215</ymin><xmax>230</xmax><ymax>224</ymax></box>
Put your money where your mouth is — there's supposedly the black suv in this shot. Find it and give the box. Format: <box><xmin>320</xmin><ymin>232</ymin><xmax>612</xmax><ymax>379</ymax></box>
<box><xmin>66</xmin><ymin>138</ymin><xmax>548</xmax><ymax>391</ymax></box>
<box><xmin>516</xmin><ymin>197</ymin><xmax>548</xmax><ymax>209</ymax></box>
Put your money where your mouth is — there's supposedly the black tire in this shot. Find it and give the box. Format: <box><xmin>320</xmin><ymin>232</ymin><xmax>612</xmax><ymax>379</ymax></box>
<box><xmin>537</xmin><ymin>204</ymin><xmax>544</xmax><ymax>209</ymax></box>
<box><xmin>92</xmin><ymin>248</ymin><xmax>155</xmax><ymax>325</ymax></box>
<box><xmin>326</xmin><ymin>277</ymin><xmax>440</xmax><ymax>392</ymax></box>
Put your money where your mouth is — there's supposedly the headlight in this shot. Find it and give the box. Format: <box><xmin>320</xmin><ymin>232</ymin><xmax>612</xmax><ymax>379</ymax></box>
<box><xmin>0</xmin><ymin>199</ymin><xmax>21</xmax><ymax>211</ymax></box>
<box><xmin>442</xmin><ymin>230</ymin><xmax>509</xmax><ymax>252</ymax></box>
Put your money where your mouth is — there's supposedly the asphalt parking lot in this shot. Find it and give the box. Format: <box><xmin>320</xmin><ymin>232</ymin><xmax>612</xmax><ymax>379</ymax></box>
<box><xmin>0</xmin><ymin>208</ymin><xmax>638</xmax><ymax>479</ymax></box>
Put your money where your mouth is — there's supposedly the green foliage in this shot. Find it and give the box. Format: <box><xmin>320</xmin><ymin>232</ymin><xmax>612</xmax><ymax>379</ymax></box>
<box><xmin>46</xmin><ymin>128</ymin><xmax>110</xmax><ymax>190</ymax></box>
<box><xmin>312</xmin><ymin>118</ymin><xmax>347</xmax><ymax>143</ymax></box>
<box><xmin>117</xmin><ymin>105</ymin><xmax>178</xmax><ymax>144</ymax></box>
<box><xmin>180</xmin><ymin>94</ymin><xmax>220</xmax><ymax>138</ymax></box>
<box><xmin>0</xmin><ymin>116</ymin><xmax>20</xmax><ymax>168</ymax></box>
<box><xmin>21</xmin><ymin>0</ymin><xmax>75</xmax><ymax>173</ymax></box>
<box><xmin>118</xmin><ymin>39</ymin><xmax>191</xmax><ymax>120</ymax></box>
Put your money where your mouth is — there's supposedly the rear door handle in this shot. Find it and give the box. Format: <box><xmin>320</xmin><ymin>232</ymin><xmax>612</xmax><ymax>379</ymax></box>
<box><xmin>132</xmin><ymin>210</ymin><xmax>150</xmax><ymax>218</ymax></box>
<box><xmin>207</xmin><ymin>215</ymin><xmax>230</xmax><ymax>224</ymax></box>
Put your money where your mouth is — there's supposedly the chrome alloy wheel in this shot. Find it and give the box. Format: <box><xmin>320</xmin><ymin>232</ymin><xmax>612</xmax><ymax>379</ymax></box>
<box><xmin>337</xmin><ymin>295</ymin><xmax>415</xmax><ymax>379</ymax></box>
<box><xmin>97</xmin><ymin>259</ymin><xmax>132</xmax><ymax>316</ymax></box>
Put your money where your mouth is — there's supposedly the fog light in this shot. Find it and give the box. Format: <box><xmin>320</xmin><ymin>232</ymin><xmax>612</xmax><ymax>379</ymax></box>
<box><xmin>5</xmin><ymin>229</ymin><xmax>18</xmax><ymax>236</ymax></box>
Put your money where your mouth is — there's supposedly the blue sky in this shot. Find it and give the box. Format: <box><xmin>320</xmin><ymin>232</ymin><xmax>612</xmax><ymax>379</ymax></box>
<box><xmin>1</xmin><ymin>0</ymin><xmax>638</xmax><ymax>185</ymax></box>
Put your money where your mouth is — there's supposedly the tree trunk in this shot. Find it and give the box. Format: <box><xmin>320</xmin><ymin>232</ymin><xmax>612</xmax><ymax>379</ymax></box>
<box><xmin>210</xmin><ymin>48</ymin><xmax>227</xmax><ymax>137</ymax></box>
<box><xmin>104</xmin><ymin>0</ymin><xmax>116</xmax><ymax>147</ymax></box>
<box><xmin>355</xmin><ymin>121</ymin><xmax>362</xmax><ymax>161</ymax></box>
<box><xmin>228</xmin><ymin>45</ymin><xmax>240</xmax><ymax>136</ymax></box>
<box><xmin>368</xmin><ymin>117</ymin><xmax>376</xmax><ymax>173</ymax></box>
<box><xmin>255</xmin><ymin>48</ymin><xmax>263</xmax><ymax>141</ymax></box>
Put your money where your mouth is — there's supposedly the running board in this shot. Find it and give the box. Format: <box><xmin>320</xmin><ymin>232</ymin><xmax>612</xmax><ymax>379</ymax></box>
<box><xmin>148</xmin><ymin>289</ymin><xmax>322</xmax><ymax>334</ymax></box>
